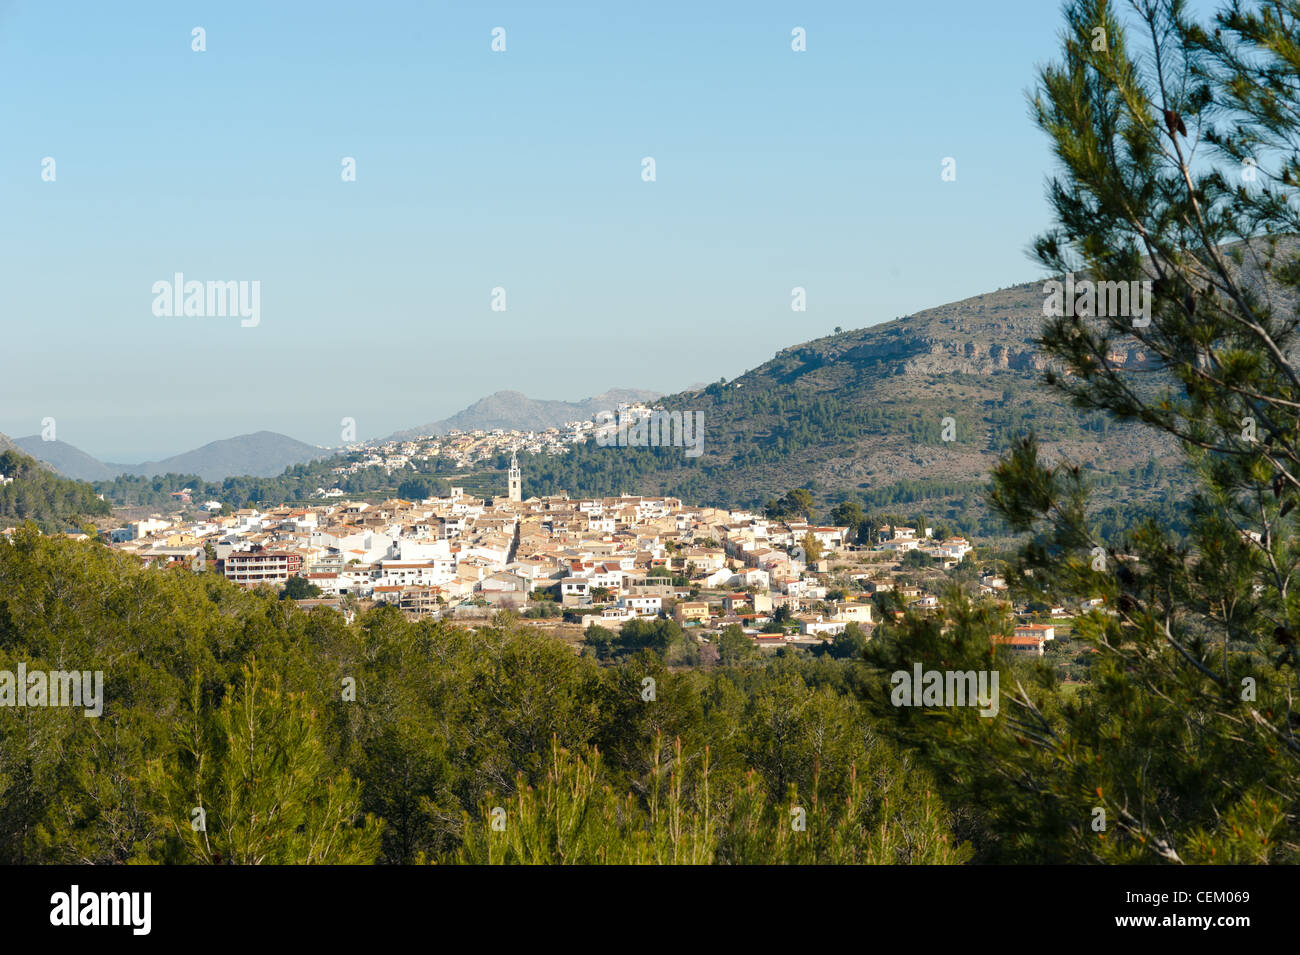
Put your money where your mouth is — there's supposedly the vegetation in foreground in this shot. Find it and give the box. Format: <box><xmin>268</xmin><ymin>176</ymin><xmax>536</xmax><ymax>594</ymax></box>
<box><xmin>0</xmin><ymin>527</ymin><xmax>972</xmax><ymax>865</ymax></box>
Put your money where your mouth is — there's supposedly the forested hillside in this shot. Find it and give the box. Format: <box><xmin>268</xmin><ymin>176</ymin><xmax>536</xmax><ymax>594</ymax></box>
<box><xmin>94</xmin><ymin>456</ymin><xmax>453</xmax><ymax>511</ymax></box>
<box><xmin>507</xmin><ymin>280</ymin><xmax>1193</xmax><ymax>530</ymax></box>
<box><xmin>0</xmin><ymin>450</ymin><xmax>110</xmax><ymax>533</ymax></box>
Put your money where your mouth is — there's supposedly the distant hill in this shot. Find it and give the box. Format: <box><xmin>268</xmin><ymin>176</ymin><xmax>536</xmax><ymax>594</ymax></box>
<box><xmin>14</xmin><ymin>437</ymin><xmax>121</xmax><ymax>482</ymax></box>
<box><xmin>0</xmin><ymin>432</ymin><xmax>22</xmax><ymax>457</ymax></box>
<box><xmin>125</xmin><ymin>431</ymin><xmax>331</xmax><ymax>481</ymax></box>
<box><xmin>12</xmin><ymin>430</ymin><xmax>330</xmax><ymax>482</ymax></box>
<box><xmin>389</xmin><ymin>388</ymin><xmax>663</xmax><ymax>440</ymax></box>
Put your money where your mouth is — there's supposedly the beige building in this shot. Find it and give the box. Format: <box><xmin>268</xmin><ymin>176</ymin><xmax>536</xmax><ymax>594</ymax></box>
<box><xmin>674</xmin><ymin>601</ymin><xmax>710</xmax><ymax>624</ymax></box>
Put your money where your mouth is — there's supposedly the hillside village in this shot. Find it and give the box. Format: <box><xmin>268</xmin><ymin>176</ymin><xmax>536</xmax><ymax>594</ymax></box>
<box><xmin>321</xmin><ymin>399</ymin><xmax>660</xmax><ymax>489</ymax></box>
<box><xmin>23</xmin><ymin>458</ymin><xmax>1094</xmax><ymax>661</ymax></box>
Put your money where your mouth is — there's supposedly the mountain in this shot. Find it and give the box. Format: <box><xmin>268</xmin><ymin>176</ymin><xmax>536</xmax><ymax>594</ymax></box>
<box><xmin>0</xmin><ymin>432</ymin><xmax>22</xmax><ymax>457</ymax></box>
<box><xmin>14</xmin><ymin>437</ymin><xmax>121</xmax><ymax>482</ymax></box>
<box><xmin>389</xmin><ymin>388</ymin><xmax>663</xmax><ymax>439</ymax></box>
<box><xmin>11</xmin><ymin>431</ymin><xmax>330</xmax><ymax>483</ymax></box>
<box><xmin>123</xmin><ymin>431</ymin><xmax>331</xmax><ymax>481</ymax></box>
<box><xmin>512</xmin><ymin>279</ymin><xmax>1186</xmax><ymax>534</ymax></box>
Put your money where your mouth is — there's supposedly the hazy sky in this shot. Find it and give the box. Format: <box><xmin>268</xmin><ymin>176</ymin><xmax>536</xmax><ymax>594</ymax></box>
<box><xmin>0</xmin><ymin>0</ymin><xmax>1169</xmax><ymax>461</ymax></box>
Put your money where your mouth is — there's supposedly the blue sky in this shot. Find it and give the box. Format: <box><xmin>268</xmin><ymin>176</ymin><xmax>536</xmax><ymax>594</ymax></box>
<box><xmin>2</xmin><ymin>0</ymin><xmax>1134</xmax><ymax>461</ymax></box>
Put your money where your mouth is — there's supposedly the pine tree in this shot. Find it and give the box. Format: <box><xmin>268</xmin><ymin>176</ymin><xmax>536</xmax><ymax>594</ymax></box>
<box><xmin>865</xmin><ymin>0</ymin><xmax>1300</xmax><ymax>863</ymax></box>
<box><xmin>146</xmin><ymin>661</ymin><xmax>381</xmax><ymax>864</ymax></box>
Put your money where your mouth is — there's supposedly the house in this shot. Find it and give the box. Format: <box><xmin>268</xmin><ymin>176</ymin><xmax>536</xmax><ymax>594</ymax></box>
<box><xmin>618</xmin><ymin>595</ymin><xmax>662</xmax><ymax>617</ymax></box>
<box><xmin>125</xmin><ymin>518</ymin><xmax>171</xmax><ymax>541</ymax></box>
<box><xmin>374</xmin><ymin>560</ymin><xmax>452</xmax><ymax>589</ymax></box>
<box><xmin>731</xmin><ymin>568</ymin><xmax>771</xmax><ymax>590</ymax></box>
<box><xmin>722</xmin><ymin>593</ymin><xmax>751</xmax><ymax>614</ymax></box>
<box><xmin>305</xmin><ymin>572</ymin><xmax>343</xmax><ymax>596</ymax></box>
<box><xmin>509</xmin><ymin>558</ymin><xmax>565</xmax><ymax>592</ymax></box>
<box><xmin>681</xmin><ymin>548</ymin><xmax>726</xmax><ymax>572</ymax></box>
<box><xmin>831</xmin><ymin>602</ymin><xmax>874</xmax><ymax>624</ymax></box>
<box><xmin>808</xmin><ymin>526</ymin><xmax>850</xmax><ymax>550</ymax></box>
<box><xmin>560</xmin><ymin>577</ymin><xmax>592</xmax><ymax>605</ymax></box>
<box><xmin>994</xmin><ymin>634</ymin><xmax>1045</xmax><ymax>656</ymax></box>
<box><xmin>372</xmin><ymin>585</ymin><xmax>405</xmax><ymax>606</ymax></box>
<box><xmin>879</xmin><ymin>524</ymin><xmax>926</xmax><ymax>544</ymax></box>
<box><xmin>882</xmin><ymin>537</ymin><xmax>920</xmax><ymax>554</ymax></box>
<box><xmin>673</xmin><ymin>601</ymin><xmax>710</xmax><ymax>624</ymax></box>
<box><xmin>582</xmin><ymin>607</ymin><xmax>638</xmax><ymax>630</ymax></box>
<box><xmin>481</xmin><ymin>572</ymin><xmax>529</xmax><ymax>608</ymax></box>
<box><xmin>1014</xmin><ymin>623</ymin><xmax>1055</xmax><ymax>643</ymax></box>
<box><xmin>699</xmin><ymin>567</ymin><xmax>733</xmax><ymax>589</ymax></box>
<box><xmin>338</xmin><ymin>566</ymin><xmax>375</xmax><ymax>597</ymax></box>
<box><xmin>799</xmin><ymin>616</ymin><xmax>847</xmax><ymax>637</ymax></box>
<box><xmin>934</xmin><ymin>537</ymin><xmax>973</xmax><ymax>560</ymax></box>
<box><xmin>624</xmin><ymin>577</ymin><xmax>676</xmax><ymax>598</ymax></box>
<box><xmin>481</xmin><ymin>571</ymin><xmax>529</xmax><ymax>595</ymax></box>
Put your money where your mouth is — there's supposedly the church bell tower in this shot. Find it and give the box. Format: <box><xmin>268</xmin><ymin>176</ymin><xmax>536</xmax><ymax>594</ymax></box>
<box><xmin>508</xmin><ymin>451</ymin><xmax>522</xmax><ymax>503</ymax></box>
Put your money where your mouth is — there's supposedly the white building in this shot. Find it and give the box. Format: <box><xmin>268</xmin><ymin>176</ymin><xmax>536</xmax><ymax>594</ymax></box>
<box><xmin>618</xmin><ymin>595</ymin><xmax>662</xmax><ymax>617</ymax></box>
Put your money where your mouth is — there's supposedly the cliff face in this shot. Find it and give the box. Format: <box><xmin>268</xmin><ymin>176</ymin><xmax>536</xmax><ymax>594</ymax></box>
<box><xmin>614</xmin><ymin>277</ymin><xmax>1185</xmax><ymax>512</ymax></box>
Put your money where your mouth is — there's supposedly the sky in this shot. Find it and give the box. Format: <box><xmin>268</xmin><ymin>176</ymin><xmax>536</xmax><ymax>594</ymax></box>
<box><xmin>0</xmin><ymin>0</ymin><xmax>1177</xmax><ymax>461</ymax></box>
